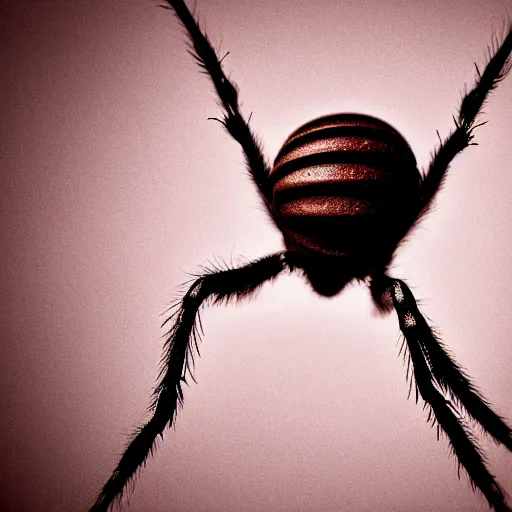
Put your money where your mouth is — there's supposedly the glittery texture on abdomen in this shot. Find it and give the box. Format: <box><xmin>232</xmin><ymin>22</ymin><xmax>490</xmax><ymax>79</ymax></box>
<box><xmin>271</xmin><ymin>113</ymin><xmax>420</xmax><ymax>255</ymax></box>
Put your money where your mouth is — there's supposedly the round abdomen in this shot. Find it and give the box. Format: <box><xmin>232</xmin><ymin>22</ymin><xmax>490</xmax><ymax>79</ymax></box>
<box><xmin>271</xmin><ymin>113</ymin><xmax>420</xmax><ymax>256</ymax></box>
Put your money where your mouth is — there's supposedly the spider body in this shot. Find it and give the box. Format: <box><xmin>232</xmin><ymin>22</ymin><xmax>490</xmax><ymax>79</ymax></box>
<box><xmin>90</xmin><ymin>2</ymin><xmax>512</xmax><ymax>511</ymax></box>
<box><xmin>273</xmin><ymin>113</ymin><xmax>421</xmax><ymax>295</ymax></box>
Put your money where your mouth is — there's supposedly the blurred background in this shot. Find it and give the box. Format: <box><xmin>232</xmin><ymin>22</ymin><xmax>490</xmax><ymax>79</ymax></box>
<box><xmin>1</xmin><ymin>1</ymin><xmax>511</xmax><ymax>511</ymax></box>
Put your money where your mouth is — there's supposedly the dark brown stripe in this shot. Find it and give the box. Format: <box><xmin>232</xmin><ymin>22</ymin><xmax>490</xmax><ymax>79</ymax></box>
<box><xmin>273</xmin><ymin>125</ymin><xmax>411</xmax><ymax>166</ymax></box>
<box><xmin>273</xmin><ymin>164</ymin><xmax>390</xmax><ymax>195</ymax></box>
<box><xmin>280</xmin><ymin>196</ymin><xmax>377</xmax><ymax>217</ymax></box>
<box><xmin>275</xmin><ymin>180</ymin><xmax>394</xmax><ymax>208</ymax></box>
<box><xmin>275</xmin><ymin>136</ymin><xmax>390</xmax><ymax>170</ymax></box>
<box><xmin>270</xmin><ymin>150</ymin><xmax>411</xmax><ymax>186</ymax></box>
<box><xmin>283</xmin><ymin>113</ymin><xmax>404</xmax><ymax>145</ymax></box>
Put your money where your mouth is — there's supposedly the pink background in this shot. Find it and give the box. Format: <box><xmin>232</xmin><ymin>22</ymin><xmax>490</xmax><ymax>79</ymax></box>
<box><xmin>1</xmin><ymin>1</ymin><xmax>511</xmax><ymax>511</ymax></box>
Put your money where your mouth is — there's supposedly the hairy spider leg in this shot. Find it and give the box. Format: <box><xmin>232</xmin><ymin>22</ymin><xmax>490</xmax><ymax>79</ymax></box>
<box><xmin>90</xmin><ymin>253</ymin><xmax>289</xmax><ymax>512</ymax></box>
<box><xmin>162</xmin><ymin>0</ymin><xmax>273</xmax><ymax>208</ymax></box>
<box><xmin>371</xmin><ymin>275</ymin><xmax>512</xmax><ymax>512</ymax></box>
<box><xmin>416</xmin><ymin>23</ymin><xmax>512</xmax><ymax>224</ymax></box>
<box><xmin>371</xmin><ymin>275</ymin><xmax>512</xmax><ymax>448</ymax></box>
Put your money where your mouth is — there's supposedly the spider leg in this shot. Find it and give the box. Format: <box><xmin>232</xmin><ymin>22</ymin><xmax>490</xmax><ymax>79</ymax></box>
<box><xmin>417</xmin><ymin>22</ymin><xmax>512</xmax><ymax>222</ymax></box>
<box><xmin>371</xmin><ymin>275</ymin><xmax>511</xmax><ymax>512</ymax></box>
<box><xmin>412</xmin><ymin>321</ymin><xmax>512</xmax><ymax>450</ymax></box>
<box><xmin>372</xmin><ymin>275</ymin><xmax>512</xmax><ymax>449</ymax></box>
<box><xmin>162</xmin><ymin>0</ymin><xmax>273</xmax><ymax>207</ymax></box>
<box><xmin>90</xmin><ymin>252</ymin><xmax>289</xmax><ymax>512</ymax></box>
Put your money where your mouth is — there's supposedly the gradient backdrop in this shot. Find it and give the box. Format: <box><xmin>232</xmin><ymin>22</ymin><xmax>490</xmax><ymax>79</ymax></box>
<box><xmin>1</xmin><ymin>1</ymin><xmax>512</xmax><ymax>511</ymax></box>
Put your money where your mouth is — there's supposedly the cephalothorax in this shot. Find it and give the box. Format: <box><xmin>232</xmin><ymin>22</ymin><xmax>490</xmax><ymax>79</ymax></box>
<box><xmin>91</xmin><ymin>2</ymin><xmax>512</xmax><ymax>511</ymax></box>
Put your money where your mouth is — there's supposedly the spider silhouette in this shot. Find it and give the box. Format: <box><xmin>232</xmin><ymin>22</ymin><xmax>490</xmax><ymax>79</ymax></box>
<box><xmin>91</xmin><ymin>1</ymin><xmax>512</xmax><ymax>511</ymax></box>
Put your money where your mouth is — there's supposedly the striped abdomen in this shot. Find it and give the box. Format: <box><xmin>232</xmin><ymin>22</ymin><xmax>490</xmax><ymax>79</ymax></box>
<box><xmin>271</xmin><ymin>113</ymin><xmax>420</xmax><ymax>256</ymax></box>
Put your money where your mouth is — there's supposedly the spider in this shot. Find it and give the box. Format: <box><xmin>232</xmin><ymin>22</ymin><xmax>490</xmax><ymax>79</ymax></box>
<box><xmin>91</xmin><ymin>1</ymin><xmax>512</xmax><ymax>511</ymax></box>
